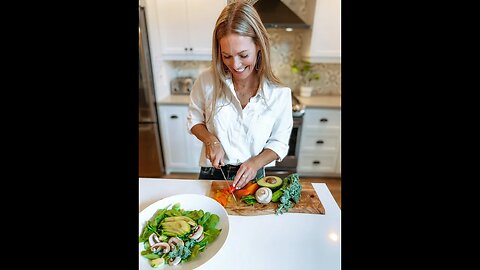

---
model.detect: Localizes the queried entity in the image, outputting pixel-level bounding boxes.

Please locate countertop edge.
[158,95,341,109]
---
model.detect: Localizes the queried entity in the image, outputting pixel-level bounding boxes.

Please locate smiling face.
[219,33,259,81]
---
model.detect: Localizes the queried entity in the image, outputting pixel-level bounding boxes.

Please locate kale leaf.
[275,173,302,215]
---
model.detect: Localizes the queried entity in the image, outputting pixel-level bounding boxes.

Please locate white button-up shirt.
[187,67,293,167]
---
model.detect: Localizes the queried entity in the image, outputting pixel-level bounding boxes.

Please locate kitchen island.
[139,178,341,270]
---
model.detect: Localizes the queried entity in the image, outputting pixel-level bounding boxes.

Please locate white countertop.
[158,94,341,109]
[139,178,341,270]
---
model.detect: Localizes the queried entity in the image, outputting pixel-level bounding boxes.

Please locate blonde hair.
[208,0,283,122]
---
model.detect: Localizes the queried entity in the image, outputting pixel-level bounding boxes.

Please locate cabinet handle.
[320,118,328,122]
[313,160,320,165]
[189,48,193,51]
[170,115,178,119]
[316,140,324,144]
[184,48,188,51]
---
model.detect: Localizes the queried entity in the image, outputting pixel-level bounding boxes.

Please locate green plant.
[291,60,320,86]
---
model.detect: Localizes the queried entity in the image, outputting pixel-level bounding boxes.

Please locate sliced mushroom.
[188,225,204,240]
[150,242,170,253]
[168,256,181,266]
[148,233,160,246]
[195,233,205,242]
[168,236,184,250]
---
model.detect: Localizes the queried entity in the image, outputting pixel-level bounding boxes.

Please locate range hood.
[253,0,310,30]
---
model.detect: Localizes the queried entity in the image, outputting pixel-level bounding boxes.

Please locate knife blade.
[220,166,238,205]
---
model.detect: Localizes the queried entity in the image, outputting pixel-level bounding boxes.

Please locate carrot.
[213,183,239,206]
[234,182,260,198]
[214,190,228,206]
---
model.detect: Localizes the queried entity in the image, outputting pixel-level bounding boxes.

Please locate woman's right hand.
[206,141,225,169]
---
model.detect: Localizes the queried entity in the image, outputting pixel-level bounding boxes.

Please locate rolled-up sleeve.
[264,89,293,161]
[187,74,207,134]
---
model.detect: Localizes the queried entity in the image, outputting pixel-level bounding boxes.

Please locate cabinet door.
[305,0,341,63]
[156,0,190,57]
[158,105,202,174]
[186,0,226,57]
[155,0,226,60]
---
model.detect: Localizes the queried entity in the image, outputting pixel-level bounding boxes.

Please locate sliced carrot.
[214,190,228,206]
[234,182,260,198]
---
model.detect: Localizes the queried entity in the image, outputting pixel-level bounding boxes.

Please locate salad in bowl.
[139,194,229,269]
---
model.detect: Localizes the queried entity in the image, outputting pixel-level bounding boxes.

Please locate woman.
[187,0,293,189]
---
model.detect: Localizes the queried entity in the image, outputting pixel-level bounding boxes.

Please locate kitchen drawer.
[299,133,340,152]
[297,153,339,174]
[302,125,340,137]
[303,108,340,130]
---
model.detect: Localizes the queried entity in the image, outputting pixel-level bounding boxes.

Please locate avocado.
[161,220,191,236]
[257,176,283,190]
[149,257,165,268]
[163,216,197,226]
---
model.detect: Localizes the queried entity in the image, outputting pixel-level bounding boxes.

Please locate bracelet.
[206,141,220,147]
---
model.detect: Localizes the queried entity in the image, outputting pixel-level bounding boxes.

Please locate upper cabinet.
[303,0,341,63]
[153,0,226,61]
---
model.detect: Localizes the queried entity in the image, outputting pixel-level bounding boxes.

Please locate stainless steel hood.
[253,0,310,29]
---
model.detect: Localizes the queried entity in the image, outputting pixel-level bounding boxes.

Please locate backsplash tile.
[267,29,341,96]
[166,61,211,81]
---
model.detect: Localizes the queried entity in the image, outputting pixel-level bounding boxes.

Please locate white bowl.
[139,194,230,270]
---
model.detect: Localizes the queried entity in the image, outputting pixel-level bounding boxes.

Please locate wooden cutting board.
[209,181,325,216]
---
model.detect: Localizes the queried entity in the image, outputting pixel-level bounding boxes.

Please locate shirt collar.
[259,80,271,100]
[225,78,236,96]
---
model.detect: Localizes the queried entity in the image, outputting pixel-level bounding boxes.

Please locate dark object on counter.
[170,77,194,95]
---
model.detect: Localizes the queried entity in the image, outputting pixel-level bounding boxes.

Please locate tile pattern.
[268,29,341,96]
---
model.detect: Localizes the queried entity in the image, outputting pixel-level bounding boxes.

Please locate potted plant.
[291,60,320,97]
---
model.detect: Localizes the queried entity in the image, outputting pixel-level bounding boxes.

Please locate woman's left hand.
[232,159,260,189]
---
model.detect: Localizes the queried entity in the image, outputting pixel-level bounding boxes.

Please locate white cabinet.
[298,108,341,177]
[154,0,226,61]
[302,0,341,63]
[158,105,202,174]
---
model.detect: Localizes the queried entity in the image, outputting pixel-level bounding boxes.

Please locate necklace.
[234,83,258,98]
[235,89,254,98]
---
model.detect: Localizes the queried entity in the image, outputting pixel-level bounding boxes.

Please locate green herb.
[291,60,320,86]
[240,195,257,205]
[139,208,168,242]
[275,173,302,215]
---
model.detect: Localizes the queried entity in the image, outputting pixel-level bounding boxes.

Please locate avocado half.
[257,176,283,191]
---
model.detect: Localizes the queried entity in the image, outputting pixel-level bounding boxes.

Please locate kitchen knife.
[220,166,238,205]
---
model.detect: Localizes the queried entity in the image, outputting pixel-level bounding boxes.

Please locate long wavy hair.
[208,0,283,123]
